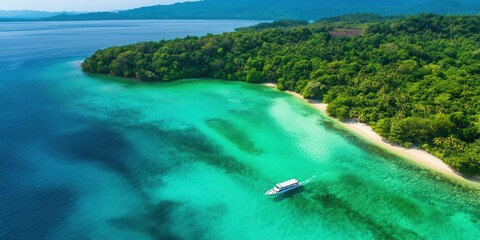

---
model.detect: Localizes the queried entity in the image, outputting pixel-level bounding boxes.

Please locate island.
[82,14,480,176]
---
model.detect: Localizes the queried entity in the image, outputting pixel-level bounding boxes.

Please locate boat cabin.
[275,179,299,190]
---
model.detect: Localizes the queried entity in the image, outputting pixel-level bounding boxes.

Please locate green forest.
[82,14,480,175]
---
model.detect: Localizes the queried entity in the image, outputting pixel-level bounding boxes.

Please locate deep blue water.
[0,20,260,240]
[1,19,480,240]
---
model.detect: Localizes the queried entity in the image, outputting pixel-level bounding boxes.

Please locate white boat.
[264,179,300,195]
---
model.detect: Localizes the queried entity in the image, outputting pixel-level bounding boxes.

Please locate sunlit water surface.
[1,20,479,240]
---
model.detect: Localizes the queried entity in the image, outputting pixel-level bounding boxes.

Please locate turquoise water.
[40,61,480,239]
[1,20,480,239]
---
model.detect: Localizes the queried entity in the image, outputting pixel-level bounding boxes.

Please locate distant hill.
[9,0,480,21]
[117,0,403,19]
[45,12,127,21]
[0,10,77,19]
[408,0,480,14]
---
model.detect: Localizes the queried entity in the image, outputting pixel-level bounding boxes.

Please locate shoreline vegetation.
[262,83,479,183]
[82,14,480,178]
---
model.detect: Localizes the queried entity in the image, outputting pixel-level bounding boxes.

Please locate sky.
[0,0,190,12]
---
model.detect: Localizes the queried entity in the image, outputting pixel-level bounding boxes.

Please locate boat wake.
[300,176,316,186]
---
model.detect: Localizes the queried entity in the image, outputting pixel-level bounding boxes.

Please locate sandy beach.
[261,83,472,181]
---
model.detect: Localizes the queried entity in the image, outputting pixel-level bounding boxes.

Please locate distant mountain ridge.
[407,0,480,14]
[0,10,78,19]
[4,0,480,21]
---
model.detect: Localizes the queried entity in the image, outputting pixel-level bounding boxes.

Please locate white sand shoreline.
[261,83,478,183]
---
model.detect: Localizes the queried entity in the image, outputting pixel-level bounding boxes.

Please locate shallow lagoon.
[1,20,479,239]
